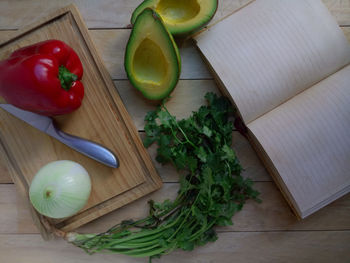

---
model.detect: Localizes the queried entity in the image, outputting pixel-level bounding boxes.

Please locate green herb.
[70,92,260,261]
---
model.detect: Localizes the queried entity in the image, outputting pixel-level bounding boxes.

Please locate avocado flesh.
[125,9,181,100]
[156,0,200,24]
[131,0,218,36]
[133,38,167,85]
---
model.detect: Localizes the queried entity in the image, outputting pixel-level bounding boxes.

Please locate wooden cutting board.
[0,4,162,237]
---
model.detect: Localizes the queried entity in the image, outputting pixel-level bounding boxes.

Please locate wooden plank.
[90,30,212,80]
[0,145,11,183]
[2,183,349,234]
[0,0,348,30]
[0,130,272,184]
[0,0,140,30]
[115,79,219,130]
[0,185,38,234]
[2,27,349,81]
[142,131,271,183]
[323,0,350,26]
[0,1,348,262]
[0,4,161,233]
[142,231,350,263]
[0,30,15,42]
[343,27,350,41]
[0,30,212,80]
[0,231,349,263]
[0,78,224,183]
[71,183,350,233]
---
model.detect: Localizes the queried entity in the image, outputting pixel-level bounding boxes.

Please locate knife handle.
[47,123,119,168]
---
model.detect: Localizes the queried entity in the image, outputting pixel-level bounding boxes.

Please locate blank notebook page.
[248,65,350,217]
[194,0,350,124]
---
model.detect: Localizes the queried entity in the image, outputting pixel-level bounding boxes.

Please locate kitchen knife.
[0,104,119,168]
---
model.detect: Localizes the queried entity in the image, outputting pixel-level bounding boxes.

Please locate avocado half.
[131,0,218,37]
[125,8,181,100]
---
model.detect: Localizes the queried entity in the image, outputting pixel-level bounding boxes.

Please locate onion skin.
[29,160,91,219]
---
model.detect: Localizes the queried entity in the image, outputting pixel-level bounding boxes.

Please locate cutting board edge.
[0,4,163,237]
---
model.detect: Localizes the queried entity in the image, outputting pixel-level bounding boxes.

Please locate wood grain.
[0,29,212,80]
[343,27,350,40]
[0,0,348,30]
[142,132,271,183]
[0,231,349,263]
[0,130,272,184]
[89,30,212,80]
[323,0,350,25]
[0,1,349,262]
[0,145,11,183]
[2,183,350,234]
[1,27,348,81]
[115,79,219,130]
[0,5,161,233]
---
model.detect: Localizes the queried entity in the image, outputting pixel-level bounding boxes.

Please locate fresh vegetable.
[68,93,260,261]
[131,0,218,37]
[29,160,91,219]
[125,8,181,100]
[0,39,84,116]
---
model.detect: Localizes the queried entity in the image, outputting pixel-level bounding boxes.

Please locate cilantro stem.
[72,93,260,261]
[100,231,164,250]
[112,243,161,254]
[225,161,231,175]
[109,241,159,249]
[188,220,216,242]
[169,126,183,145]
[166,193,200,242]
[110,245,169,257]
[162,105,198,149]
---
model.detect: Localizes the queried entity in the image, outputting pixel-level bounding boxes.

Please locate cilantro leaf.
[76,93,260,262]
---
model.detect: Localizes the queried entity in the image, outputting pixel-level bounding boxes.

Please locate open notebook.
[193,0,350,218]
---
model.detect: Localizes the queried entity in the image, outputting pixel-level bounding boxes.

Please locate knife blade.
[0,104,119,168]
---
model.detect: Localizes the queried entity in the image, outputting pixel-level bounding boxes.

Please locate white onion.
[29,160,91,219]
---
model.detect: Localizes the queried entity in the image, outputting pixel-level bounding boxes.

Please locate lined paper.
[194,0,350,124]
[194,0,350,217]
[248,65,350,217]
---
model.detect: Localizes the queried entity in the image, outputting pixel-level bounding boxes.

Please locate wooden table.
[0,1,349,262]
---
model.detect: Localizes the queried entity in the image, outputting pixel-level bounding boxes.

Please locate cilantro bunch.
[71,93,260,261]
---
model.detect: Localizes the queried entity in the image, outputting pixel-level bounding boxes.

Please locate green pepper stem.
[58,66,77,91]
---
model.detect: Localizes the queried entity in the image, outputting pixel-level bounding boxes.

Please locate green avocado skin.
[130,0,218,37]
[125,8,181,100]
[131,0,154,25]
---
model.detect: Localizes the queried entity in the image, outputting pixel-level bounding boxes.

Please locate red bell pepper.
[0,39,84,116]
